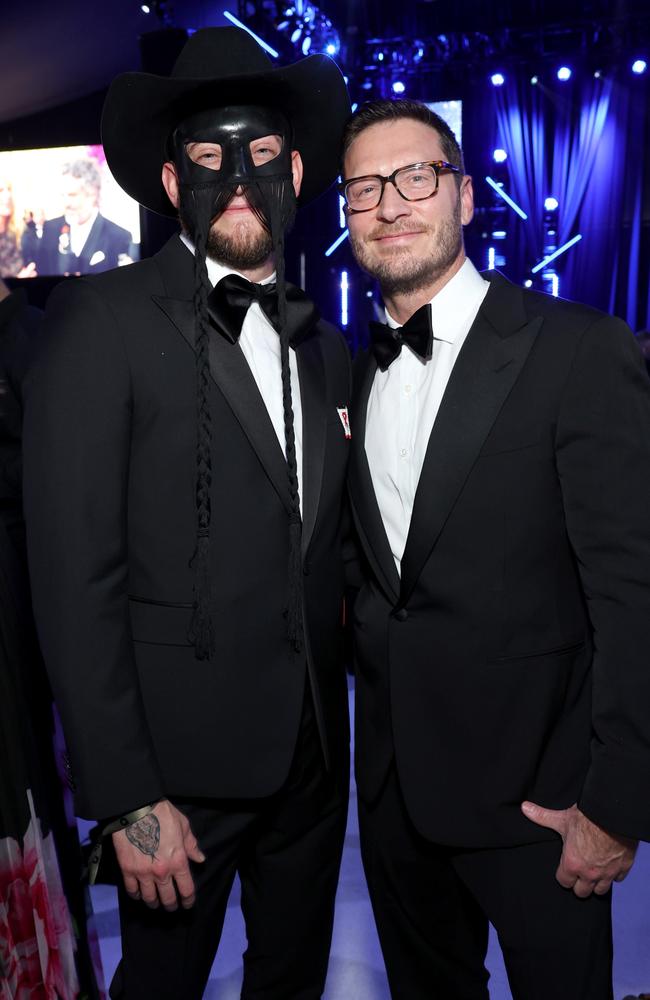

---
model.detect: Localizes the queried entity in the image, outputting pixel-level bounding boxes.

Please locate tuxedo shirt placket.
[365,259,490,576]
[183,234,304,513]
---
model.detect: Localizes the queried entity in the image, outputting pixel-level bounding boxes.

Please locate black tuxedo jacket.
[349,270,650,848]
[23,236,351,819]
[38,213,132,275]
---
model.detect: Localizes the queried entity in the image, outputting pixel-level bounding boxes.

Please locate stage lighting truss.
[264,1,341,57]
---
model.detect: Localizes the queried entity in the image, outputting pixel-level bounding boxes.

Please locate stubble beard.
[349,198,463,297]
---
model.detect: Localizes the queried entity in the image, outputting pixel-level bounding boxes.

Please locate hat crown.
[172,27,273,81]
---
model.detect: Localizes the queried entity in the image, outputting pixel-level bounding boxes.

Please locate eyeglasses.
[338,160,461,214]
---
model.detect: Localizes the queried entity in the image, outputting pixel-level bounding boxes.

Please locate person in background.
[38,159,132,275]
[0,276,103,998]
[0,178,35,279]
[343,98,650,1000]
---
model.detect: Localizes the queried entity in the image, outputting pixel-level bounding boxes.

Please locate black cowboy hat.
[101,26,350,216]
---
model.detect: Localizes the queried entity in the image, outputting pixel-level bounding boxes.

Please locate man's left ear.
[460,174,474,226]
[291,151,304,199]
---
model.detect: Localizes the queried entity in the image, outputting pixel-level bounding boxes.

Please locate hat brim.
[101,54,350,217]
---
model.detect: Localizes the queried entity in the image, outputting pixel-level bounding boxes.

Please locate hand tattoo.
[125,813,160,860]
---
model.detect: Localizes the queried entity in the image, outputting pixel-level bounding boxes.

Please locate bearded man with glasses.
[342,98,650,1000]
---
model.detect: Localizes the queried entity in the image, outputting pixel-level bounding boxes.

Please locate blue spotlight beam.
[222,10,279,58]
[485,176,528,220]
[325,229,349,257]
[531,234,582,274]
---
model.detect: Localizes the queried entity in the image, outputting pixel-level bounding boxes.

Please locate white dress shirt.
[67,209,98,257]
[180,234,303,512]
[365,258,489,575]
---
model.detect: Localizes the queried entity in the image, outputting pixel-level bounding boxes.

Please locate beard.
[205,219,273,270]
[178,176,296,272]
[349,198,463,296]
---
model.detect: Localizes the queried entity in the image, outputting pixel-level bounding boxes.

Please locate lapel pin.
[337,406,351,440]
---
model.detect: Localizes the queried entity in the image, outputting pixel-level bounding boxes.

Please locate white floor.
[85,686,650,999]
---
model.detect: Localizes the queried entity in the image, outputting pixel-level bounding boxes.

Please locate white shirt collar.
[179,233,276,288]
[384,258,488,345]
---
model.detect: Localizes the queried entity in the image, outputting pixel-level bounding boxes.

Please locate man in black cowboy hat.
[23,27,352,999]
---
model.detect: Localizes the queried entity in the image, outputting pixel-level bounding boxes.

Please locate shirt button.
[404,384,412,394]
[400,448,407,457]
[393,608,409,621]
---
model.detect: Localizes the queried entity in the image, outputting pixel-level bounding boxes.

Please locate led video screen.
[0,144,141,278]
[424,100,462,148]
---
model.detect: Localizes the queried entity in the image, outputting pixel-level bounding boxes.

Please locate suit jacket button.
[394,608,408,621]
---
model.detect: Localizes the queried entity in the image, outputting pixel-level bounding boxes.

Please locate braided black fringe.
[187,204,215,660]
[269,200,303,652]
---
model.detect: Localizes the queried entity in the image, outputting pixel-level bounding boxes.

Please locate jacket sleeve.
[555,313,650,840]
[23,277,165,819]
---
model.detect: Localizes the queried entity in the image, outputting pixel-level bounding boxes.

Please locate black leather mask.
[171,104,297,245]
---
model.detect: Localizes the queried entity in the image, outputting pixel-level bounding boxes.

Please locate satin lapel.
[399,292,542,606]
[296,332,326,556]
[348,350,401,603]
[152,294,292,517]
[78,215,104,269]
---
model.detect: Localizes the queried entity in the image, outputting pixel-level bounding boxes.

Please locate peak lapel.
[348,350,401,603]
[78,214,104,269]
[153,294,292,517]
[399,275,542,605]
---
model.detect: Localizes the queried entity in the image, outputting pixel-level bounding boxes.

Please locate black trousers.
[109,690,348,1000]
[359,764,613,1000]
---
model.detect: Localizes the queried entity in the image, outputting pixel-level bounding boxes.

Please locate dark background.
[2,0,649,346]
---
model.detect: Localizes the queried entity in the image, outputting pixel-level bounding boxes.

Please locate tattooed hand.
[125,813,160,860]
[112,799,205,911]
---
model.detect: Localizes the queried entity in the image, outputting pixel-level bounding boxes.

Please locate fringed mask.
[171,104,297,258]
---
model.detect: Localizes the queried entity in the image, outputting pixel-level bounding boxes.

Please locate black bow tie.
[207,273,319,346]
[369,302,434,371]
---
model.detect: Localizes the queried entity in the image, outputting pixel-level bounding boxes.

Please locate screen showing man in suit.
[342,98,650,1000]
[23,27,353,1000]
[0,144,140,277]
[39,158,133,275]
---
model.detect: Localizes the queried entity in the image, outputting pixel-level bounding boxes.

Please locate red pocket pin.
[337,406,351,440]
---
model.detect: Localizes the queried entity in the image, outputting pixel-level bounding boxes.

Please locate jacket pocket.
[493,639,586,663]
[128,596,194,647]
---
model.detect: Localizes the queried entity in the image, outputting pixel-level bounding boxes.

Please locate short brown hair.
[341,98,465,180]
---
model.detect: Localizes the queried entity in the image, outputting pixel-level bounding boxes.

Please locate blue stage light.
[632,59,647,75]
[544,196,559,211]
[302,37,312,54]
[141,4,151,12]
[531,234,582,274]
[340,271,349,327]
[491,72,505,87]
[485,176,528,220]
[223,11,280,58]
[392,80,406,94]
[557,66,572,81]
[493,148,508,163]
[325,229,349,258]
[377,51,385,62]
[272,4,340,58]
[524,279,533,288]
[530,75,539,85]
